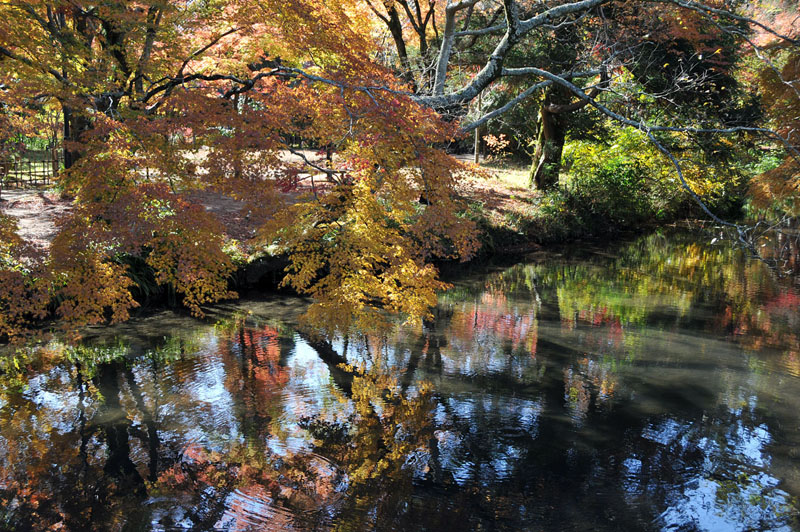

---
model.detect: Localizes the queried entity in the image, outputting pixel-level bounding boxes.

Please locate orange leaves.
[759,52,800,146]
[0,215,49,341]
[237,62,481,332]
[263,148,478,333]
[142,196,237,317]
[0,0,483,334]
[50,246,140,327]
[750,159,800,214]
[0,213,23,254]
[751,51,800,214]
[48,183,237,324]
[611,0,736,68]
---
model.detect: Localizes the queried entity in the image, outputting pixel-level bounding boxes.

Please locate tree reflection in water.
[0,229,799,530]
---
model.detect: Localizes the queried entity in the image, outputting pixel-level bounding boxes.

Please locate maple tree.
[0,0,796,336]
[0,0,480,338]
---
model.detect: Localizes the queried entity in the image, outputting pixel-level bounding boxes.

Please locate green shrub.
[567,159,650,226]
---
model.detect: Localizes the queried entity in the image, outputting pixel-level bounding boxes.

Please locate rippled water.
[1,230,799,531]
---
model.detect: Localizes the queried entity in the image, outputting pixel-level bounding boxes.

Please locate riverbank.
[0,154,537,250]
[0,154,725,330]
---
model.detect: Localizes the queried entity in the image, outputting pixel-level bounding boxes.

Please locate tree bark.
[62,106,91,169]
[529,68,606,191]
[530,106,565,191]
[474,91,483,163]
[384,4,416,89]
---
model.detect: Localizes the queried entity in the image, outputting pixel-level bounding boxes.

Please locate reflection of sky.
[175,351,240,446]
[442,336,533,379]
[489,444,522,481]
[216,488,295,532]
[642,418,683,446]
[435,394,542,486]
[640,416,792,532]
[623,457,643,494]
[659,475,792,532]
[267,335,350,456]
[24,368,83,434]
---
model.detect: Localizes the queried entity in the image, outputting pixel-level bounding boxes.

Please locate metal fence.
[0,149,63,188]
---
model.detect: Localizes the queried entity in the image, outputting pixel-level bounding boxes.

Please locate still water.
[1,230,799,531]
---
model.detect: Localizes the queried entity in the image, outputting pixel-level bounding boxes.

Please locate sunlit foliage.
[0,0,479,335]
[750,51,800,216]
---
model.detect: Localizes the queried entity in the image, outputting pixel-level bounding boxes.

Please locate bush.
[567,159,650,226]
[464,125,751,250]
[523,157,653,243]
[563,126,746,224]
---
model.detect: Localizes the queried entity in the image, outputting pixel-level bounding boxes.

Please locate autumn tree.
[0,0,480,338]
[751,49,800,217]
[0,0,797,337]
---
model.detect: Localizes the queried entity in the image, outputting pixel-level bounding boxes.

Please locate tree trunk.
[385,6,416,89]
[529,106,565,191]
[62,106,91,170]
[474,126,481,163]
[474,91,483,163]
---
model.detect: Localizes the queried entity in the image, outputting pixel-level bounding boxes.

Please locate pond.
[1,230,799,531]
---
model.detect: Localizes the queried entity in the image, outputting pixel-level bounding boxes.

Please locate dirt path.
[0,190,71,248]
[0,155,537,250]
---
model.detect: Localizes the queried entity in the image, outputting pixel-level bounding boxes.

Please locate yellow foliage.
[263,141,479,333]
[336,359,433,487]
[0,0,481,334]
[0,215,48,341]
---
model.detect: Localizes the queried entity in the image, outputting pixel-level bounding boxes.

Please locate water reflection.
[1,230,799,530]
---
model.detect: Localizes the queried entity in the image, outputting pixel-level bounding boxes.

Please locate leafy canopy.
[0,0,479,339]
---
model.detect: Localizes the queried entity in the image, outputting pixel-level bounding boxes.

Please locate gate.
[0,148,63,189]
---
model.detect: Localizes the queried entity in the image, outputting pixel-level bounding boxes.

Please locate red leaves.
[0,0,483,333]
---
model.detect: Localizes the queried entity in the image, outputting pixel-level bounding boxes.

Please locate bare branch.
[455,23,506,37]
[432,0,481,95]
[461,80,552,132]
[285,146,345,182]
[364,0,390,24]
[520,67,800,160]
[660,0,800,46]
[176,27,240,78]
[429,0,611,105]
[461,69,604,132]
[517,0,610,34]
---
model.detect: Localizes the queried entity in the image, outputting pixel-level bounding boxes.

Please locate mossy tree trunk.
[529,105,566,191]
[529,70,608,191]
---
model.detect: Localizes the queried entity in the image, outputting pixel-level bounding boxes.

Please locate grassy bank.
[456,155,745,259]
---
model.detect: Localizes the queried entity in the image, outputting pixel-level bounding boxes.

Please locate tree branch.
[134,6,164,95]
[461,69,603,132]
[0,45,72,86]
[432,0,481,95]
[428,0,611,106]
[175,27,240,78]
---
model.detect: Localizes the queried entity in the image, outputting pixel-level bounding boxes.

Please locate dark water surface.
[2,231,800,531]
